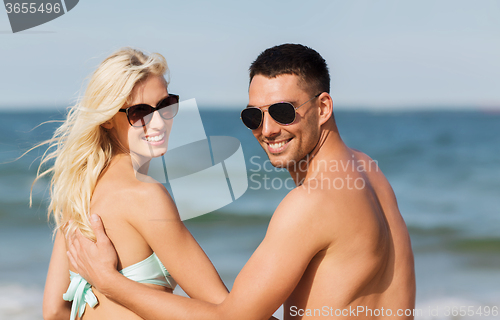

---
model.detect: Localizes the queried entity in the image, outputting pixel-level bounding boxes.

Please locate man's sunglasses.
[119,94,179,127]
[240,93,321,130]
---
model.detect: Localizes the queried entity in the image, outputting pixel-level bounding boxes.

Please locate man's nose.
[261,110,281,137]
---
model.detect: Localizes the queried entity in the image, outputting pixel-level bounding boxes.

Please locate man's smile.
[265,138,293,154]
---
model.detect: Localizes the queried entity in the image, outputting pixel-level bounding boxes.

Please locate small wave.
[408,225,461,237]
[451,238,500,253]
[0,284,43,320]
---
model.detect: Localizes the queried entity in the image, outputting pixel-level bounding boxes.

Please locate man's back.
[281,148,415,319]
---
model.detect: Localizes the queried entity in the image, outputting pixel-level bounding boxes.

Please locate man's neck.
[288,126,346,186]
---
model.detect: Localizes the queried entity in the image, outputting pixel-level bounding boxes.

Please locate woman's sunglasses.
[119,94,179,127]
[240,93,321,130]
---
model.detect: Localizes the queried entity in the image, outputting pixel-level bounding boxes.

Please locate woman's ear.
[318,93,333,126]
[101,120,114,130]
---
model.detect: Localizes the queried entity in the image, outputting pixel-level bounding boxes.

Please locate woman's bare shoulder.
[93,176,177,220]
[118,180,179,221]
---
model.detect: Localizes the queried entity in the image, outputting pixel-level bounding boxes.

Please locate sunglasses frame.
[241,92,321,130]
[119,94,180,127]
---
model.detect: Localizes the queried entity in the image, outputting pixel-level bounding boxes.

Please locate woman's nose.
[147,110,166,130]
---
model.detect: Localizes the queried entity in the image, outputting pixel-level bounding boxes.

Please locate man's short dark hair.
[249,43,330,94]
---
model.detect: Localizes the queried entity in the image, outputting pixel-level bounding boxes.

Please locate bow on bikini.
[63,271,98,320]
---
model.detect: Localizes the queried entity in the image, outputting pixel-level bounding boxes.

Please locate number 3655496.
[5,2,61,14]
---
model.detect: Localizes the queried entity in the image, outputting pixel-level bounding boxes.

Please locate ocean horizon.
[0,109,499,319]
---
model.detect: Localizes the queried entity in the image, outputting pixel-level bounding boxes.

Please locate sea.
[0,108,499,319]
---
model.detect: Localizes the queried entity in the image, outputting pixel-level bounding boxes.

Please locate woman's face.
[109,75,173,162]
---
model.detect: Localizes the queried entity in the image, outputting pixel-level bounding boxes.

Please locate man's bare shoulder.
[267,186,345,249]
[350,148,398,201]
[274,185,332,217]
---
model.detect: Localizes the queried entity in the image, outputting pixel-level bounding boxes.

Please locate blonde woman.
[37,48,228,320]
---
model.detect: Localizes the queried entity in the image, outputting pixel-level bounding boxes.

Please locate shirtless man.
[68,43,416,319]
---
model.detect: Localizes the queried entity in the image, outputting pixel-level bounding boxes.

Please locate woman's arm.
[69,186,326,320]
[126,183,229,303]
[43,230,72,320]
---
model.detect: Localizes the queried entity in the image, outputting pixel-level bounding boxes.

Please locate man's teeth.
[269,141,287,149]
[145,133,165,142]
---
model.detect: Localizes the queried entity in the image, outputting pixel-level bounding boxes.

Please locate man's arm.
[68,188,330,320]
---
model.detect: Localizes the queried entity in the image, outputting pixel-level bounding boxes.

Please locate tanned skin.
[68,74,415,319]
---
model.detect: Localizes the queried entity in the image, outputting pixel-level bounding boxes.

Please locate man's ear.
[317,93,333,126]
[101,120,114,130]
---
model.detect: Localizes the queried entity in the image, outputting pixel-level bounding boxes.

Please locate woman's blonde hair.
[33,47,169,241]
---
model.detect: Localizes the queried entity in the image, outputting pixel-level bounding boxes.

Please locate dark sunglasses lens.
[241,108,262,130]
[128,104,154,126]
[157,96,179,120]
[269,103,295,125]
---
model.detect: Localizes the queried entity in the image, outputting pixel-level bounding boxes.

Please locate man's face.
[248,74,320,169]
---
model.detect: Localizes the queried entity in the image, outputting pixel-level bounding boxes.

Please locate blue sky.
[1,0,499,110]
